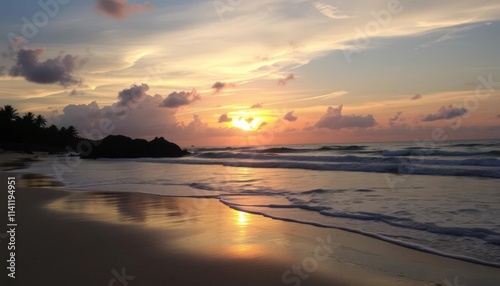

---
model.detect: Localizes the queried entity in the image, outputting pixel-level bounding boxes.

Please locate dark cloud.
[411,94,422,100]
[315,105,377,129]
[218,113,232,123]
[52,85,250,146]
[422,105,468,122]
[9,48,87,86]
[68,89,85,96]
[245,117,254,124]
[389,111,404,127]
[258,122,268,130]
[497,114,500,119]
[0,66,5,76]
[95,0,154,19]
[61,101,102,121]
[117,84,150,106]
[283,111,298,122]
[251,103,263,109]
[211,81,235,94]
[278,73,295,86]
[159,90,200,108]
[54,93,179,140]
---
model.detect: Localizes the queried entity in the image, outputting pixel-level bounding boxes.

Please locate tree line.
[0,105,79,152]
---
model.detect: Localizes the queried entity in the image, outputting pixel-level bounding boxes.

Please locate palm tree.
[59,126,78,138]
[66,126,79,138]
[0,105,19,123]
[35,114,47,128]
[22,112,36,124]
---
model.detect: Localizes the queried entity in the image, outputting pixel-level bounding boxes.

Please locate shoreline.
[1,153,500,285]
[223,201,500,269]
[1,179,499,285]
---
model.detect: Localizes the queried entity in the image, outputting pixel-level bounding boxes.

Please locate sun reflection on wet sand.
[236,211,249,226]
[46,191,290,261]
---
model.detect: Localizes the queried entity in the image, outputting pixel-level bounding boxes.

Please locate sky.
[1,0,500,146]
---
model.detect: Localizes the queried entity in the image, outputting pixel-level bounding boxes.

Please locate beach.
[1,152,500,285]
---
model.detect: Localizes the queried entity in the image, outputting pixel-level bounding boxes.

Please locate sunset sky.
[1,0,500,146]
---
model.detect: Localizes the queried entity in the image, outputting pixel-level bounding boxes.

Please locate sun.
[232,117,261,131]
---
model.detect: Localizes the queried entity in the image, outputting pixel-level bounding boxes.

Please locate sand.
[0,154,499,285]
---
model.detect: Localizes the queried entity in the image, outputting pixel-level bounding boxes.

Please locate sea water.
[17,140,500,266]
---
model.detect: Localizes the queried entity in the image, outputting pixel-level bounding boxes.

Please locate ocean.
[16,139,500,267]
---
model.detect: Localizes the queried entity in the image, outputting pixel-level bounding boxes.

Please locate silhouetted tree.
[65,126,78,138]
[0,105,19,124]
[35,115,47,128]
[0,105,80,152]
[21,112,36,125]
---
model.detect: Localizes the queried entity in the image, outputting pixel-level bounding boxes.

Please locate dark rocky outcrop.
[81,135,190,159]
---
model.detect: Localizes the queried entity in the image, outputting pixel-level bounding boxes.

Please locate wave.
[257,145,367,153]
[318,210,500,243]
[219,199,500,268]
[258,147,305,153]
[193,146,253,152]
[130,157,500,179]
[299,188,374,195]
[382,149,500,157]
[222,197,498,244]
[446,142,500,148]
[193,151,500,168]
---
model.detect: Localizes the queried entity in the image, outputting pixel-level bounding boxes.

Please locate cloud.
[315,105,377,129]
[422,105,468,122]
[95,0,154,19]
[218,113,232,123]
[160,90,200,108]
[54,92,179,140]
[245,117,254,124]
[50,84,264,145]
[497,114,500,119]
[68,89,85,96]
[313,2,349,20]
[117,84,150,106]
[420,22,490,48]
[389,111,404,127]
[211,81,234,94]
[283,111,298,122]
[0,66,5,76]
[9,48,87,86]
[411,94,423,100]
[278,73,295,86]
[258,122,268,130]
[251,103,263,109]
